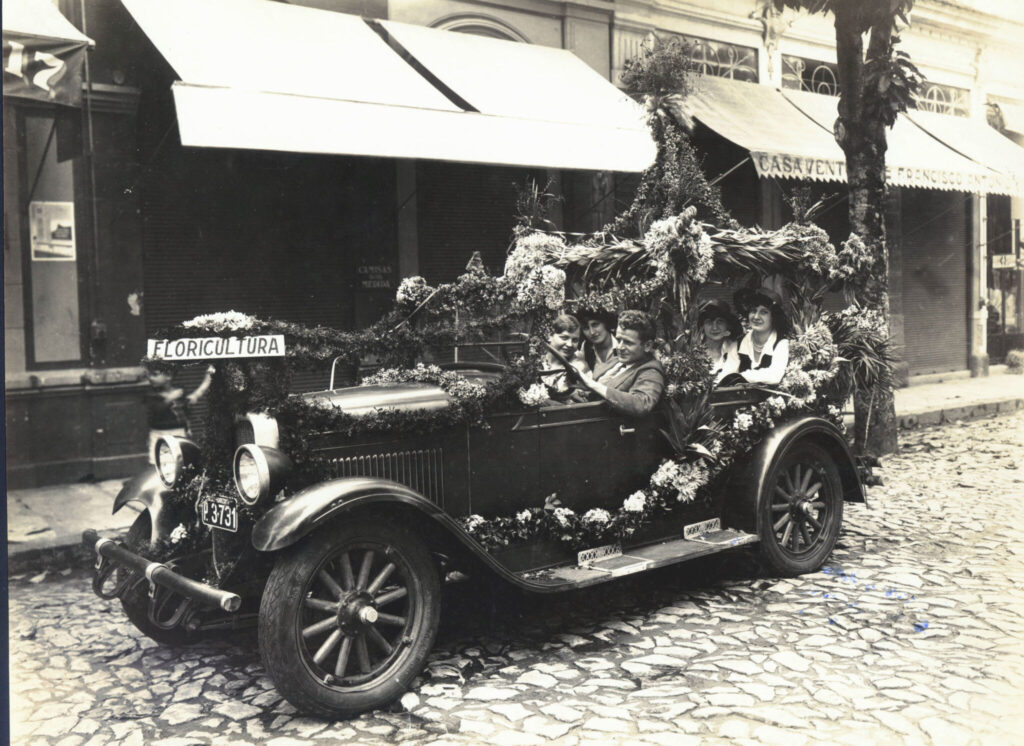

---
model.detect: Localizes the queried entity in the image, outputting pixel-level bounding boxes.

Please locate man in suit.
[575,310,665,417]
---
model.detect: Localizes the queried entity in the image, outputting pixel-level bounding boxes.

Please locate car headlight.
[233,444,292,506]
[153,435,201,488]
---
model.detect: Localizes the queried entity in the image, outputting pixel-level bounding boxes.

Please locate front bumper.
[82,529,241,613]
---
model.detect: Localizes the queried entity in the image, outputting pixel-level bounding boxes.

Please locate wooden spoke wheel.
[259,519,440,719]
[758,442,843,576]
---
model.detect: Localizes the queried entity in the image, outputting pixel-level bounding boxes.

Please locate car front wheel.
[757,442,843,576]
[258,518,441,719]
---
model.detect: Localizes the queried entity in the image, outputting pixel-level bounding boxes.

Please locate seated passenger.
[576,310,665,417]
[541,314,587,401]
[728,287,791,386]
[577,308,618,379]
[698,300,742,384]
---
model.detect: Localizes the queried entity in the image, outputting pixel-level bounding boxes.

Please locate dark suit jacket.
[601,356,666,417]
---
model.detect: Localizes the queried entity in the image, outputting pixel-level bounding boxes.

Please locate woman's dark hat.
[734,287,791,336]
[698,300,743,340]
[734,287,783,314]
[576,307,617,331]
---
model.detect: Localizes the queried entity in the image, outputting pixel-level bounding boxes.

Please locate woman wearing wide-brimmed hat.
[697,300,743,384]
[730,286,791,385]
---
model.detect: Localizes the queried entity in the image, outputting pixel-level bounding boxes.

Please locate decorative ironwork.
[686,35,758,82]
[782,55,839,96]
[913,82,970,118]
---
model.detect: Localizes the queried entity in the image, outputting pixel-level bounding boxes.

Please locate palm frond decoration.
[540,222,826,292]
[659,383,721,460]
[824,308,898,398]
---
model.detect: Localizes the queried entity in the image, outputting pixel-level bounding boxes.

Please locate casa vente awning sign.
[147,335,286,361]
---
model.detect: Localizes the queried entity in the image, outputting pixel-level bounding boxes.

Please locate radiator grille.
[326,449,444,504]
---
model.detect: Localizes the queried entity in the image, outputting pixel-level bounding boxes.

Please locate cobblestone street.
[9,413,1024,746]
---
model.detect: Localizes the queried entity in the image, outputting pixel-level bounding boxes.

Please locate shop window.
[912,82,970,118]
[22,112,82,366]
[687,36,758,82]
[781,55,839,96]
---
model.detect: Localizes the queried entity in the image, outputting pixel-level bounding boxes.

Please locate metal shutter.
[900,189,969,375]
[141,151,395,393]
[416,161,539,283]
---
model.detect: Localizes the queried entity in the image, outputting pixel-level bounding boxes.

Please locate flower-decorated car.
[84,214,887,720]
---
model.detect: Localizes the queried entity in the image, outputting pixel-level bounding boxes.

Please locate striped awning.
[121,0,655,172]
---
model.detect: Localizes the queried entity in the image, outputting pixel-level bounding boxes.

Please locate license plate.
[199,498,239,532]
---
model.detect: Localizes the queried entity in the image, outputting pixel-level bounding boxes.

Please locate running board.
[517,529,758,590]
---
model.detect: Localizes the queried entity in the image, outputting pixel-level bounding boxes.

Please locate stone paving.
[9,413,1024,745]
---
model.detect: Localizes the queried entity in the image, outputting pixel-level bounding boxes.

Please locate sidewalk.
[8,370,1024,571]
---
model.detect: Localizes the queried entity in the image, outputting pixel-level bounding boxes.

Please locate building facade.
[5,0,1024,487]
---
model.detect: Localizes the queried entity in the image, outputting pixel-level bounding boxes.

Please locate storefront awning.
[783,87,1016,196]
[120,0,655,172]
[684,76,1018,195]
[683,76,847,182]
[2,0,94,106]
[905,108,1024,196]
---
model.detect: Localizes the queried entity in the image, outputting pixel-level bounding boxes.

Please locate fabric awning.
[684,76,1018,195]
[121,0,655,172]
[683,75,847,183]
[783,87,1013,196]
[905,108,1024,196]
[2,0,94,106]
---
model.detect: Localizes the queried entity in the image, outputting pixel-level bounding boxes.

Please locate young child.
[540,314,588,402]
[146,365,215,462]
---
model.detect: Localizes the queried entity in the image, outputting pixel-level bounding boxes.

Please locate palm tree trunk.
[834,7,899,456]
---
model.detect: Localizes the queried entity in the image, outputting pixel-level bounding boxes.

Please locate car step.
[517,530,758,590]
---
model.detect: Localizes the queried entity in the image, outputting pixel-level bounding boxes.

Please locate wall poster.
[29,200,76,261]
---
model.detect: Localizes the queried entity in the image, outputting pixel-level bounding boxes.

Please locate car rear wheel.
[757,442,843,576]
[259,518,441,719]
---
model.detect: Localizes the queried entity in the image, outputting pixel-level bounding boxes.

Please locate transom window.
[782,55,839,96]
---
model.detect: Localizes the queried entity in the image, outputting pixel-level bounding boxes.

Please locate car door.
[465,406,540,517]
[536,400,667,515]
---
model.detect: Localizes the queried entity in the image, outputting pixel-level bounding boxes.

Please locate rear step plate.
[518,530,758,589]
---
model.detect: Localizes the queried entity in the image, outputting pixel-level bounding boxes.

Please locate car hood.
[302,383,452,415]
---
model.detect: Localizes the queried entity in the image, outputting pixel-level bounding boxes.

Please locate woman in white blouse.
[732,287,791,386]
[698,300,742,384]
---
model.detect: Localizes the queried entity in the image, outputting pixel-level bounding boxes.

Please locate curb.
[8,526,130,576]
[897,397,1024,430]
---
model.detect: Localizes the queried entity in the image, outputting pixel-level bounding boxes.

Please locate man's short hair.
[617,310,656,343]
[551,313,581,334]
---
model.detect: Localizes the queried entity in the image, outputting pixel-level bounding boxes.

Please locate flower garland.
[458,320,847,550]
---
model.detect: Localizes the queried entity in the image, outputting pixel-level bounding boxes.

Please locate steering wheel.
[542,341,584,385]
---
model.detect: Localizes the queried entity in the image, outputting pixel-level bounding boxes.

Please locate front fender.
[112,469,182,543]
[722,417,864,535]
[252,477,453,552]
[251,477,592,592]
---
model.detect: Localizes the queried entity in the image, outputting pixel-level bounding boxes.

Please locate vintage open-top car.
[86,349,867,719]
[85,201,889,718]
